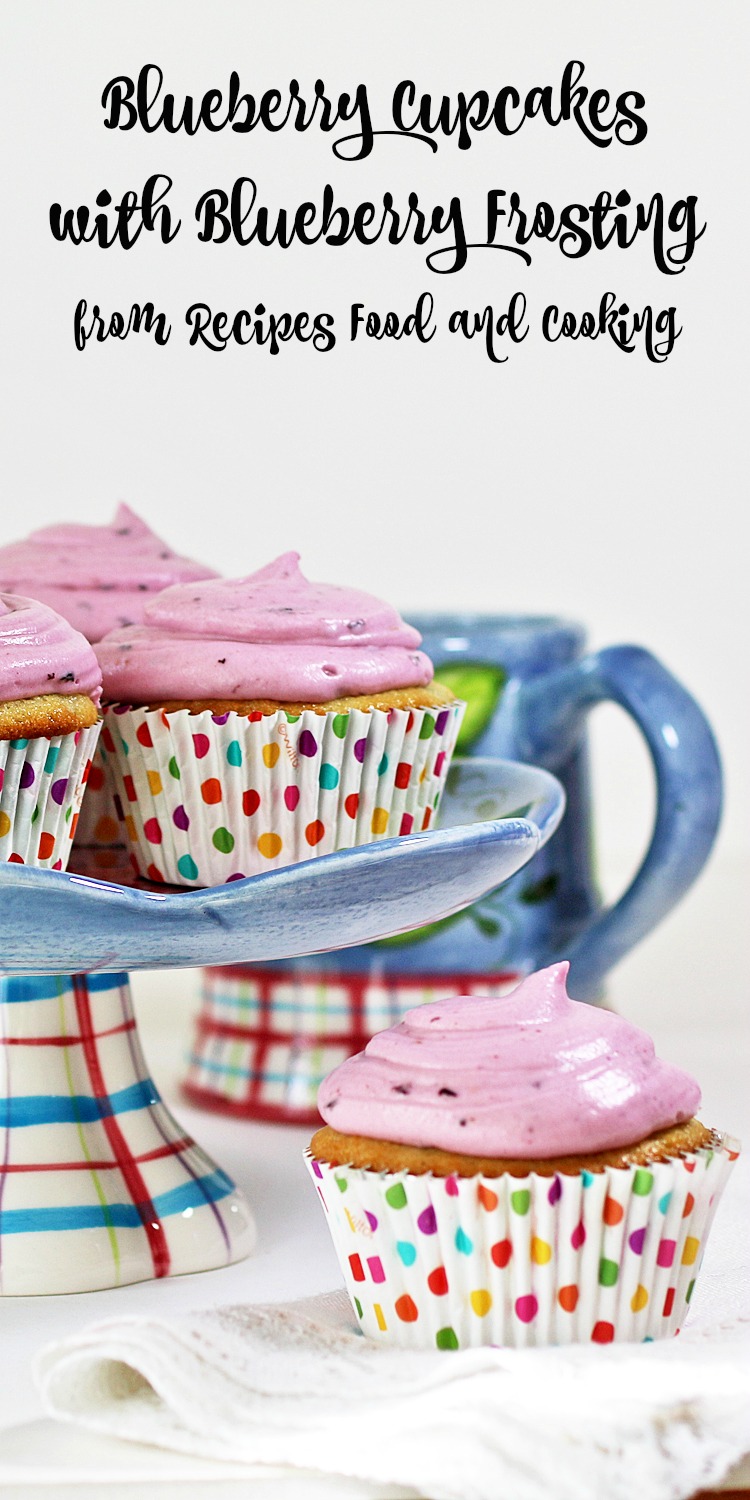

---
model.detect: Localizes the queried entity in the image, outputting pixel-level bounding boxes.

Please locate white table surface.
[0,851,748,1496]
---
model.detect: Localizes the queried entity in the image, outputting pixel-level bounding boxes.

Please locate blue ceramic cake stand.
[0,757,563,1295]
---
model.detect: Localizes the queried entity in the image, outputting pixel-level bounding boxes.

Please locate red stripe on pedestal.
[72,975,171,1278]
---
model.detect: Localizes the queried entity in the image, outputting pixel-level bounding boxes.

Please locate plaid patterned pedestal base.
[0,971,255,1294]
[184,966,522,1125]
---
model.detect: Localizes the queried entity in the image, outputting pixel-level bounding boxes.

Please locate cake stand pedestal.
[0,970,252,1294]
[0,757,563,1295]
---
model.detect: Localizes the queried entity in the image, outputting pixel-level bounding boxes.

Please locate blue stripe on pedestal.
[0,1169,236,1233]
[0,973,128,1002]
[2,1078,159,1126]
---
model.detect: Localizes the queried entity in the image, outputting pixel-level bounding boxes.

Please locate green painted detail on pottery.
[432,664,506,751]
[374,908,467,949]
[519,873,560,905]
[472,912,502,937]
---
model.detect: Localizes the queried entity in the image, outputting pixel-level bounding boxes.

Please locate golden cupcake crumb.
[141,682,457,716]
[309,1118,716,1178]
[0,693,100,741]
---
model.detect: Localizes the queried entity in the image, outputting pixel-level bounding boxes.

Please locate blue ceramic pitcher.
[322,618,722,999]
[186,619,721,1122]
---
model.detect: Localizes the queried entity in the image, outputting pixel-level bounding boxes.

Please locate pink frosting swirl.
[0,593,102,704]
[318,964,701,1157]
[96,553,434,703]
[0,505,216,643]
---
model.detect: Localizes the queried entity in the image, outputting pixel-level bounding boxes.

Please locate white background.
[0,1,747,883]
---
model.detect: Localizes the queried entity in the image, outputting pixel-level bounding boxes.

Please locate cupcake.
[0,503,217,643]
[0,504,218,863]
[95,553,464,886]
[0,593,102,868]
[307,963,739,1349]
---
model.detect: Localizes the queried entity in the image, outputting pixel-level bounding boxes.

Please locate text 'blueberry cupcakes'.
[307,963,739,1349]
[96,553,464,886]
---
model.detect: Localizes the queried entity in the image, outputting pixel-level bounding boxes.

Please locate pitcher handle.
[516,645,722,999]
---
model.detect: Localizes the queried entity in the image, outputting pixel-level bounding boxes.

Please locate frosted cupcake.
[0,505,217,862]
[95,553,463,886]
[0,503,217,643]
[0,594,102,868]
[307,963,739,1349]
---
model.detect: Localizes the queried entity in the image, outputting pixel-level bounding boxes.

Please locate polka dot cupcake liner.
[306,1134,739,1350]
[100,699,464,887]
[0,721,102,871]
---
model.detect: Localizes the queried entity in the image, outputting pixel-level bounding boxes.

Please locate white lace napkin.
[36,1289,750,1500]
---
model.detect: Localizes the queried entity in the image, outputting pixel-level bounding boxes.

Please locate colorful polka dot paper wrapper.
[0,722,101,871]
[100,700,464,887]
[306,1136,739,1349]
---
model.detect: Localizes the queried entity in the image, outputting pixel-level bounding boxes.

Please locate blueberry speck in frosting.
[392,1083,411,1094]
[137,584,148,591]
[47,672,55,680]
[438,1087,458,1097]
[347,619,365,632]
[115,527,131,535]
[218,658,226,664]
[58,671,75,682]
